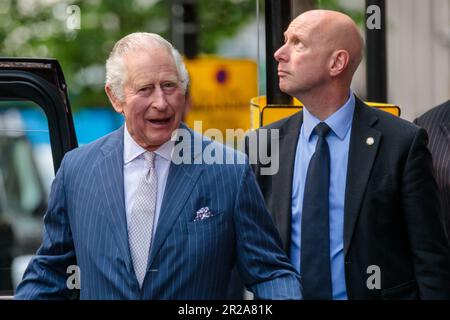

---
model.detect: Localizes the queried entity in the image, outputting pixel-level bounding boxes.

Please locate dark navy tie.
[301,122,332,300]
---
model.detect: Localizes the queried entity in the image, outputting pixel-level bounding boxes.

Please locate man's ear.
[329,50,350,77]
[105,84,124,114]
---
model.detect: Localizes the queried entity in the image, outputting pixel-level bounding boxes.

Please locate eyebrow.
[135,76,178,86]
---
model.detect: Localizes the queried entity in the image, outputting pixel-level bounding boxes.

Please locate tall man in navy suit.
[248,10,450,299]
[15,33,301,299]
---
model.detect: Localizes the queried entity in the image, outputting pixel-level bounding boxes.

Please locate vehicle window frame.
[0,59,78,173]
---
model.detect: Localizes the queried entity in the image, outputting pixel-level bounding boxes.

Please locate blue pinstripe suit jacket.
[15,125,301,299]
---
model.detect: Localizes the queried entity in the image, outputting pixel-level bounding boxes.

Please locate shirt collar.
[123,123,174,164]
[303,90,355,141]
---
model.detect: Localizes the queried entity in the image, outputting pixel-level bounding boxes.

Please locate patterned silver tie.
[128,151,157,287]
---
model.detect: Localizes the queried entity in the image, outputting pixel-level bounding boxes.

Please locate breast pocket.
[186,211,227,235]
[365,174,399,225]
[367,174,394,194]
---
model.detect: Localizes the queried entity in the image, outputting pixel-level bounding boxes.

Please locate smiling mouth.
[148,117,172,125]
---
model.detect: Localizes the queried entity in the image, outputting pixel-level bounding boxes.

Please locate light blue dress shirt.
[290,92,355,300]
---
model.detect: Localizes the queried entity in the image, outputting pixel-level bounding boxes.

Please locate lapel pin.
[366,137,375,146]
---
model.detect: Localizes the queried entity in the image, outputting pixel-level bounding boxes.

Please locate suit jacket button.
[345,261,352,265]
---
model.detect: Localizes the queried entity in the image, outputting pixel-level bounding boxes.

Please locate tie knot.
[144,151,156,168]
[314,122,331,138]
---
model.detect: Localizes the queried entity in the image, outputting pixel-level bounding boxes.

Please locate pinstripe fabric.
[14,124,301,300]
[414,100,450,240]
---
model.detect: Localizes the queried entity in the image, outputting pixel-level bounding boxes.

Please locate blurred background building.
[333,0,450,121]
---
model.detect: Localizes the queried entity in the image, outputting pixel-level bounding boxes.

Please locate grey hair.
[105,32,189,101]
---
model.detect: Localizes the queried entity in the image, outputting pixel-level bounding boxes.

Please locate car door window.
[0,59,77,297]
[0,101,52,294]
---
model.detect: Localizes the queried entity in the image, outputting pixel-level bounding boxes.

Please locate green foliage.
[0,0,171,109]
[315,0,365,24]
[198,0,256,53]
[0,0,260,109]
[0,0,361,109]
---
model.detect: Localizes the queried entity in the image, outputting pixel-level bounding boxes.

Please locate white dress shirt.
[123,124,173,241]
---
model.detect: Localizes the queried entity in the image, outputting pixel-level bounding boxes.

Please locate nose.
[274,43,288,63]
[151,86,169,111]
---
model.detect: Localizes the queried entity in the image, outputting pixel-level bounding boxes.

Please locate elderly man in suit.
[247,10,450,299]
[414,100,450,241]
[15,32,301,299]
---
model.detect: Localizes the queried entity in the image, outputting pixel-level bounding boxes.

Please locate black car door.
[0,58,78,297]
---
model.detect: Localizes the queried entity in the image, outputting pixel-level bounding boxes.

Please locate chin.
[279,86,292,96]
[278,81,289,93]
[151,133,172,145]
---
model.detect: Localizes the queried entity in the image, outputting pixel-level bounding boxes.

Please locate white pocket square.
[194,207,212,221]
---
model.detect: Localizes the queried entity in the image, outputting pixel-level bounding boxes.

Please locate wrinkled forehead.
[285,16,319,38]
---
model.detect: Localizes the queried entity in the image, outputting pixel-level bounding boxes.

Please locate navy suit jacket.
[15,125,301,299]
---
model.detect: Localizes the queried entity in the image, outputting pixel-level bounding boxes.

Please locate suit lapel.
[147,126,204,269]
[95,126,134,273]
[344,98,381,256]
[272,111,303,253]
